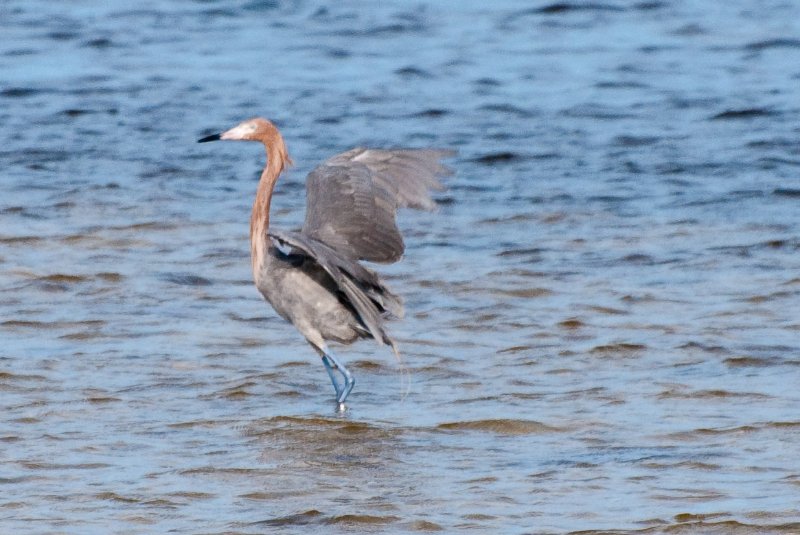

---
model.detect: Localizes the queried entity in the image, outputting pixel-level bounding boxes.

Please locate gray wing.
[303,148,455,263]
[269,229,404,347]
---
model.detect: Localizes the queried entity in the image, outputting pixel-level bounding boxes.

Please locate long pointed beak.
[197,133,221,143]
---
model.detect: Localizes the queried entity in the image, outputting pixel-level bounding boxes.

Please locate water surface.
[2,1,800,533]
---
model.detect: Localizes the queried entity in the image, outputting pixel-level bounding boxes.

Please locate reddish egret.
[198,118,453,410]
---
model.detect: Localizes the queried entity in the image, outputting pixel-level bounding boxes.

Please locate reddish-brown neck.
[249,122,292,277]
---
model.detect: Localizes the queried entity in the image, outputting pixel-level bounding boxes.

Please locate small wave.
[526,3,625,15]
[710,108,777,120]
[247,415,389,436]
[590,342,646,353]
[0,235,42,245]
[1,319,105,330]
[411,108,449,118]
[160,272,213,286]
[561,103,637,119]
[492,287,553,298]
[0,87,41,98]
[254,509,400,527]
[774,187,800,198]
[0,371,47,382]
[745,38,800,51]
[586,306,628,315]
[497,344,533,354]
[214,383,256,400]
[95,492,140,504]
[328,514,400,526]
[471,152,522,165]
[642,460,721,471]
[478,103,538,118]
[613,135,660,147]
[395,66,433,79]
[670,518,800,534]
[96,272,123,282]
[21,461,111,470]
[723,356,780,368]
[437,419,561,435]
[252,509,323,527]
[496,247,546,257]
[619,253,656,265]
[657,389,770,400]
[36,274,88,283]
[82,38,115,49]
[408,519,444,531]
[558,318,585,329]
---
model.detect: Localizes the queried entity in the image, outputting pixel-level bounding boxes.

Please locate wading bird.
[198,118,453,411]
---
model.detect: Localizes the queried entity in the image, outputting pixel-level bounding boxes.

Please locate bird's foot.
[336,401,347,413]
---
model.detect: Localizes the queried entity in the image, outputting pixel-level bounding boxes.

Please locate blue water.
[2,1,800,533]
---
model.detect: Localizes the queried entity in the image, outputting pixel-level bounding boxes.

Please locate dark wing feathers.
[276,147,453,347]
[303,148,455,263]
[269,229,404,345]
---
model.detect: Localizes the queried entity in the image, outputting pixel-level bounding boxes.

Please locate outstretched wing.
[302,148,455,263]
[269,229,404,347]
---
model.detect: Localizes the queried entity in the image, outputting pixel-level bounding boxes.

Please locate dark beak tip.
[198,133,221,143]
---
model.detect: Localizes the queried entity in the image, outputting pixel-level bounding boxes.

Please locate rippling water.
[2,1,800,533]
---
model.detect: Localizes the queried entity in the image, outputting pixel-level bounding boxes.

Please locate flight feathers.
[302,148,454,263]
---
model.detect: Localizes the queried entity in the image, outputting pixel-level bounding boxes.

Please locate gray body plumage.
[260,148,454,353]
[255,242,368,349]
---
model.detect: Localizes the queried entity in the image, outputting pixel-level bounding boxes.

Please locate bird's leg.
[322,347,355,411]
[320,353,343,399]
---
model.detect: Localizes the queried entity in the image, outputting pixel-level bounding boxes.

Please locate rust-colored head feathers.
[197,117,294,275]
[199,117,292,171]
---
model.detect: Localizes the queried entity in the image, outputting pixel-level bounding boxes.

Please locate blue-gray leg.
[320,345,355,411]
[321,353,342,399]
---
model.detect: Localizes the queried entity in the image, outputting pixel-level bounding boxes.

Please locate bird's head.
[198,117,292,170]
[198,117,274,143]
